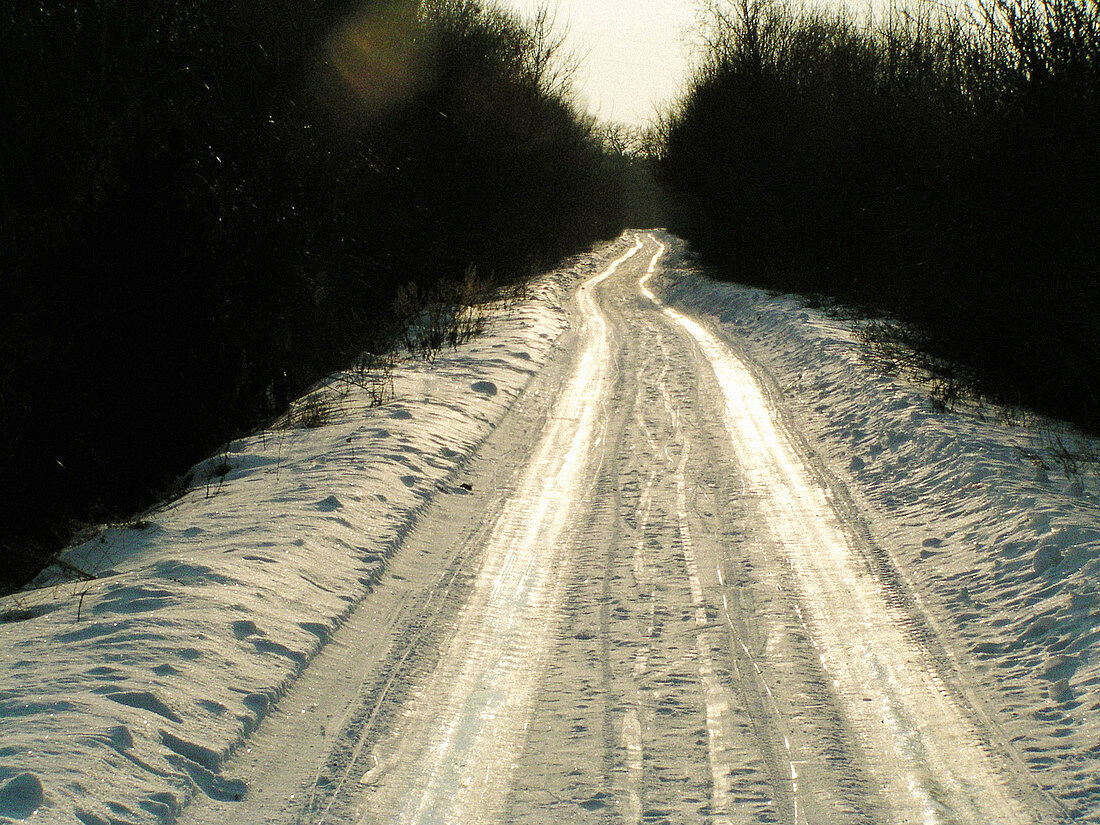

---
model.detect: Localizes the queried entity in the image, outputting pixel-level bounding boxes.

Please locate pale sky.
[490,0,704,127]
[489,0,917,126]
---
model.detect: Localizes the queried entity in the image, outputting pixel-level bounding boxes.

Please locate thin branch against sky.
[488,0,704,126]
[488,0,948,126]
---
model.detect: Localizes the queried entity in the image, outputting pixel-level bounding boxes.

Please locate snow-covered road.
[183,232,1064,825]
[4,233,1097,824]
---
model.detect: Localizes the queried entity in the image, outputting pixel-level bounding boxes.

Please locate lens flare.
[329,1,427,114]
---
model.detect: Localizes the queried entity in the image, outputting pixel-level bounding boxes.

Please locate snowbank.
[0,238,629,825]
[3,230,1097,822]
[654,237,1100,821]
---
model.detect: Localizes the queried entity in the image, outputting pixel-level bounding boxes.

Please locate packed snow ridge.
[2,233,1099,823]
[0,249,586,825]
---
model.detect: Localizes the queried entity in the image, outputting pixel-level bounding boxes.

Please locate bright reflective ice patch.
[359,239,644,825]
[640,233,1036,825]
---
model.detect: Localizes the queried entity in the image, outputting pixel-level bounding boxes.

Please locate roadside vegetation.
[0,0,632,591]
[656,0,1100,433]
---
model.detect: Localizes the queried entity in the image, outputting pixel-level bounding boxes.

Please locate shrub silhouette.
[658,0,1100,432]
[0,0,626,589]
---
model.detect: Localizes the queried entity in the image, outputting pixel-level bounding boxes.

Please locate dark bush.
[658,0,1100,431]
[0,0,626,590]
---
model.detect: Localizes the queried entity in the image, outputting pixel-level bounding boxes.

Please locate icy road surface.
[178,233,1063,825]
[6,232,1094,825]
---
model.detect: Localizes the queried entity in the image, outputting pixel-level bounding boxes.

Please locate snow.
[653,240,1100,821]
[2,230,1099,822]
[0,240,628,825]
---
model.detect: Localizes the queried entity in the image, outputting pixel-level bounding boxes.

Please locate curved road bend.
[179,232,1064,825]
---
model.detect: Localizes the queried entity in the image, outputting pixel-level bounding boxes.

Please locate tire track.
[641,232,1047,825]
[351,239,643,825]
[643,235,806,825]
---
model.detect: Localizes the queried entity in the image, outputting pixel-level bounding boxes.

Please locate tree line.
[11,0,1096,590]
[656,0,1100,432]
[0,0,632,589]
